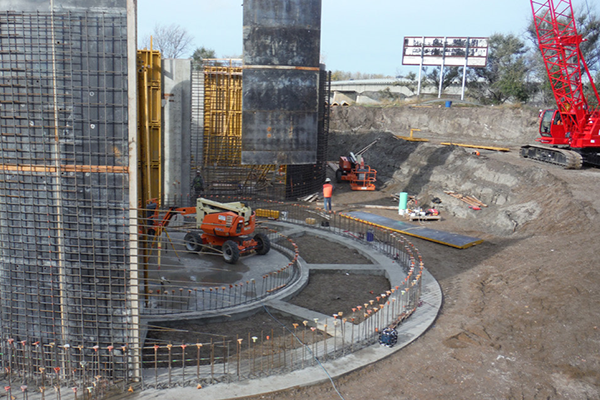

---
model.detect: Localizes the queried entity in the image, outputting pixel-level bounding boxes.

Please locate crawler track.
[520,144,583,169]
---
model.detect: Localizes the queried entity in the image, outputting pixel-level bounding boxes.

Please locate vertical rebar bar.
[153,345,158,389]
[181,344,186,385]
[236,336,241,380]
[196,343,202,385]
[167,344,172,387]
[209,341,214,384]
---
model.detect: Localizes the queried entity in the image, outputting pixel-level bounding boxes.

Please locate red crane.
[521,0,600,168]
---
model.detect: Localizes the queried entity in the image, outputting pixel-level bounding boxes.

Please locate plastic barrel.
[399,192,408,214]
[445,100,452,108]
[366,230,374,242]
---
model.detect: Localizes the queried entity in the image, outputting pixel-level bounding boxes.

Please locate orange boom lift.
[146,198,270,264]
[336,138,379,190]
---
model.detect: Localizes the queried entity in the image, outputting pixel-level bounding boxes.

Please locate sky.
[137,0,599,77]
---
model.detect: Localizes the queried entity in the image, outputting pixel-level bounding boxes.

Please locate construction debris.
[408,214,441,221]
[300,193,319,202]
[391,193,418,209]
[440,143,510,152]
[407,207,441,221]
[394,128,429,142]
[444,191,488,208]
[362,205,398,210]
[327,161,339,171]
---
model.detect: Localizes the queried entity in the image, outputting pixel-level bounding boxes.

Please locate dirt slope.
[243,107,600,399]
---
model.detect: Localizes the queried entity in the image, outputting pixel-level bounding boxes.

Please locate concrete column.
[162,59,192,204]
[126,0,140,380]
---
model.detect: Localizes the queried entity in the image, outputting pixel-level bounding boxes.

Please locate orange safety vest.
[323,183,333,198]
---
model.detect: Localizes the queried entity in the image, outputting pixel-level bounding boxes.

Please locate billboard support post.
[437,37,447,99]
[461,37,470,100]
[417,36,424,97]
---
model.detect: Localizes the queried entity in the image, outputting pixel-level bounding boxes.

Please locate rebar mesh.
[0,194,426,398]
[0,9,134,379]
[190,60,330,203]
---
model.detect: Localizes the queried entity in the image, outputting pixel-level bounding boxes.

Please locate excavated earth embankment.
[328,130,598,238]
[245,105,600,400]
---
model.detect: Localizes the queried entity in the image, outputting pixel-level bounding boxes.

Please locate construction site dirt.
[237,107,600,399]
[151,106,600,399]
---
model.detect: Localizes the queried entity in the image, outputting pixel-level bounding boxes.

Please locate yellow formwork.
[203,61,243,166]
[137,49,162,206]
[255,209,280,219]
[202,60,279,189]
[137,48,162,297]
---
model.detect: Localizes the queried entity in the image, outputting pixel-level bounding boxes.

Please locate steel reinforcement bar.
[0,198,424,398]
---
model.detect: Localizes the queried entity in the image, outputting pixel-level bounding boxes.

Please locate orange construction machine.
[146,198,270,264]
[336,139,378,191]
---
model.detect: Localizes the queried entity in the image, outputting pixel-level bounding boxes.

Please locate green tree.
[424,66,462,92]
[192,47,217,70]
[404,71,417,81]
[391,71,421,95]
[331,70,352,81]
[589,70,600,108]
[467,33,530,104]
[330,71,391,81]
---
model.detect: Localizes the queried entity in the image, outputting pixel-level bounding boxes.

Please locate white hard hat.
[325,178,331,183]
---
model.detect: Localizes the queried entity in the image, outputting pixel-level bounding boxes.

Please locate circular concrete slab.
[147,230,291,288]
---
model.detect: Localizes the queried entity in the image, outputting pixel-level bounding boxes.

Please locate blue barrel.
[366,230,374,242]
[445,100,452,108]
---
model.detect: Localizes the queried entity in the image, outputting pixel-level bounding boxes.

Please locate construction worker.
[192,171,204,200]
[323,178,333,212]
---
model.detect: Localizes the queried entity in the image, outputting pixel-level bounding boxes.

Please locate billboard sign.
[403,36,489,67]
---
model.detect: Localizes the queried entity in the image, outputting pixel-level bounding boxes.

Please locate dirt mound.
[328,131,598,237]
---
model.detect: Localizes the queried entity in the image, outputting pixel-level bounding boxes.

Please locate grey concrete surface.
[162,59,192,203]
[128,223,442,400]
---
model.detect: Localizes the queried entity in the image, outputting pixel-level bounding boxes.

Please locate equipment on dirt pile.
[336,138,378,190]
[520,0,600,169]
[146,198,270,264]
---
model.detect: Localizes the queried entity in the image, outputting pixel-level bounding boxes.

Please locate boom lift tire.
[253,232,271,255]
[184,232,203,252]
[222,240,240,264]
[335,169,343,183]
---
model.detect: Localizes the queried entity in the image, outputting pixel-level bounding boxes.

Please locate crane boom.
[521,0,600,168]
[531,0,599,142]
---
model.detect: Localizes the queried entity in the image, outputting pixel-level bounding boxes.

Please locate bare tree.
[141,23,194,59]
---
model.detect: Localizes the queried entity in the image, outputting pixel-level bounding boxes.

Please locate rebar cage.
[0,8,135,379]
[188,60,330,203]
